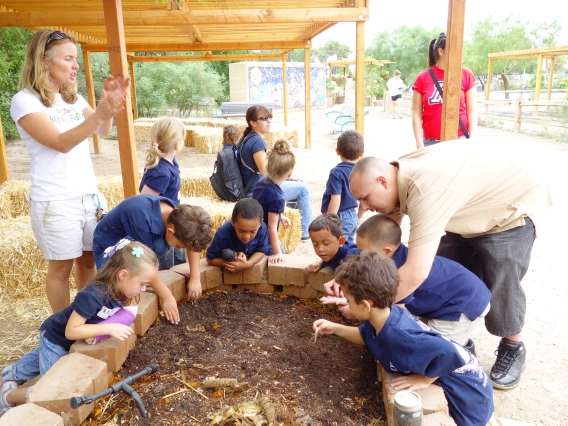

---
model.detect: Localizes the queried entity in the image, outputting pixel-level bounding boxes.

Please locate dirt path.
[3,106,568,425]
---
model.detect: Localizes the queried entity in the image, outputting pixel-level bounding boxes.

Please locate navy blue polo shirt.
[251,176,285,229]
[237,133,265,190]
[206,220,269,259]
[393,244,491,321]
[40,283,124,351]
[139,157,181,205]
[93,195,174,269]
[321,162,358,213]
[322,241,360,270]
[359,307,493,426]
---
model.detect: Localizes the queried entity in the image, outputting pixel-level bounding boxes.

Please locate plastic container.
[393,390,423,426]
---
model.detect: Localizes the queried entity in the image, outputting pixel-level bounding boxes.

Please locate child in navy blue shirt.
[93,194,212,322]
[252,139,294,263]
[222,125,241,150]
[321,130,364,244]
[0,242,159,418]
[355,214,491,353]
[314,252,494,426]
[306,214,360,274]
[207,198,268,272]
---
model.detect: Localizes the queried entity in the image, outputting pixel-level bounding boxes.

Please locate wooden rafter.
[82,40,309,52]
[127,53,284,62]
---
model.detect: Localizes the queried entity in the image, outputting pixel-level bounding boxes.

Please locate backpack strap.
[428,68,470,139]
[235,133,260,193]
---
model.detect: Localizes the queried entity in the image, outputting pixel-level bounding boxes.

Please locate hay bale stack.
[263,126,299,149]
[181,118,246,131]
[193,127,224,154]
[184,125,201,148]
[97,175,126,210]
[181,196,301,256]
[180,169,215,198]
[0,180,31,219]
[133,122,154,144]
[0,216,47,299]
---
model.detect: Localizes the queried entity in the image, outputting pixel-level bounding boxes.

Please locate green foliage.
[366,26,442,89]
[0,28,33,139]
[287,39,351,63]
[205,50,250,100]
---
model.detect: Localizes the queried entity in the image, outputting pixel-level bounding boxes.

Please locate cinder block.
[133,291,159,336]
[423,412,456,425]
[267,262,287,285]
[29,353,107,426]
[308,266,335,293]
[285,256,313,287]
[200,259,223,289]
[0,403,64,426]
[256,280,275,294]
[170,262,190,280]
[223,270,243,285]
[282,285,301,297]
[298,285,320,299]
[157,270,187,302]
[70,330,136,373]
[204,284,234,294]
[322,266,335,284]
[242,256,268,284]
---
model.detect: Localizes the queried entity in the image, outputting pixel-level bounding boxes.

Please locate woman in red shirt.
[411,33,477,149]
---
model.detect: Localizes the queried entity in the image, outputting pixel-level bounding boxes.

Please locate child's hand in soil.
[391,374,437,391]
[224,252,249,272]
[280,215,291,230]
[323,279,343,297]
[162,295,181,324]
[313,319,338,336]
[269,253,284,264]
[106,323,134,341]
[186,278,202,303]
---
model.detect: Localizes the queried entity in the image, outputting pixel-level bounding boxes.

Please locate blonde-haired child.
[140,116,186,205]
[0,241,158,418]
[252,139,295,263]
[222,125,241,150]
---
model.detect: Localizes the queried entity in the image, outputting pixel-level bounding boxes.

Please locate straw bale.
[0,216,48,299]
[97,175,126,210]
[0,180,31,219]
[181,118,246,132]
[180,169,215,198]
[181,196,301,256]
[263,126,299,149]
[193,127,224,155]
[133,122,154,144]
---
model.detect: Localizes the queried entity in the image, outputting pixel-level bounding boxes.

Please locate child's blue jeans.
[1,331,68,385]
[338,208,358,244]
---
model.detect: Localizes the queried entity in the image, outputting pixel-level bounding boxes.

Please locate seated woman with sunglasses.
[237,105,312,241]
[10,29,130,313]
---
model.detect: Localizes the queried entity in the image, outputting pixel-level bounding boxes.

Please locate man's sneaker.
[490,338,526,390]
[0,381,17,417]
[464,339,476,357]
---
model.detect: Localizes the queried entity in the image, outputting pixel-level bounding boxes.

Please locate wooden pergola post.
[282,56,288,127]
[0,115,9,183]
[355,21,365,134]
[103,0,139,197]
[82,50,101,154]
[304,47,311,149]
[485,59,492,112]
[533,53,543,116]
[440,0,466,141]
[128,59,139,120]
[547,57,555,101]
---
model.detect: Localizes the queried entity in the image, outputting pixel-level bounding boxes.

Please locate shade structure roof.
[0,0,370,53]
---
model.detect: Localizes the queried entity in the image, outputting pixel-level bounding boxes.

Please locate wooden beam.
[485,59,492,112]
[129,60,139,120]
[103,0,139,198]
[440,0,466,142]
[0,9,369,27]
[304,48,311,150]
[547,57,555,101]
[282,57,288,127]
[191,25,203,43]
[488,45,568,59]
[533,53,543,116]
[0,114,9,183]
[127,53,283,62]
[83,40,309,52]
[355,21,365,134]
[82,50,101,154]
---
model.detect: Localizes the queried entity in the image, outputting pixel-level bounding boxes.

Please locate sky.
[312,0,568,56]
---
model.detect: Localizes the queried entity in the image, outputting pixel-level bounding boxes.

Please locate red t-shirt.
[412,66,476,140]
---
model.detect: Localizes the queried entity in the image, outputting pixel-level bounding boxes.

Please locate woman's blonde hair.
[92,241,159,305]
[20,29,78,107]
[145,117,186,169]
[223,125,241,147]
[267,139,295,180]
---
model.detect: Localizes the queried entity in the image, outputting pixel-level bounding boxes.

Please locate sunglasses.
[45,31,68,48]
[253,116,272,122]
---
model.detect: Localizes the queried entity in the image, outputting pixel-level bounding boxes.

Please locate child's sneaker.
[464,339,476,357]
[0,381,17,417]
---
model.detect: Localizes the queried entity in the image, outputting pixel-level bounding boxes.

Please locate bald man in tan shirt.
[348,139,553,390]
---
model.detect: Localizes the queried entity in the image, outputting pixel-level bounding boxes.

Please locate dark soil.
[89,290,385,426]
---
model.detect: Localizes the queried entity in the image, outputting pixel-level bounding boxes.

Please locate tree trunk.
[501,71,509,99]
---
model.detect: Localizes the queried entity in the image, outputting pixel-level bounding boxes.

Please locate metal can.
[393,390,423,426]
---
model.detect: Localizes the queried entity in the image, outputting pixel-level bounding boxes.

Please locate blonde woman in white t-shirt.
[10,29,129,313]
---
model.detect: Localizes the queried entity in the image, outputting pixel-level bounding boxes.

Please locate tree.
[287,40,351,63]
[0,28,33,139]
[464,16,561,91]
[366,26,443,88]
[205,50,251,102]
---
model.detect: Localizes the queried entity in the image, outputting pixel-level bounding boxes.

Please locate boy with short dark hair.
[206,198,268,272]
[355,214,491,354]
[314,251,494,426]
[321,130,364,243]
[305,213,359,274]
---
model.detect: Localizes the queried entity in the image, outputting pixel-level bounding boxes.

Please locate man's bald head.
[350,157,392,186]
[349,156,399,215]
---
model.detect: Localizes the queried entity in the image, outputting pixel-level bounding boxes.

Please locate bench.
[324,105,368,134]
[214,102,274,118]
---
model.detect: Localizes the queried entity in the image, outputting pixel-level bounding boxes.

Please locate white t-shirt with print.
[11,89,97,201]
